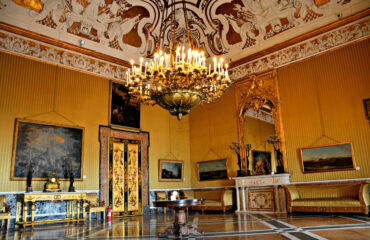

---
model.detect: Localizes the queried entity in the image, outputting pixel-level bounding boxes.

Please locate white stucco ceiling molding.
[0,29,128,83]
[229,15,370,82]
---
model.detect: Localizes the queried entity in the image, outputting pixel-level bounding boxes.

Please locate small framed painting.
[197,159,229,181]
[298,142,355,173]
[158,159,184,182]
[252,151,272,175]
[109,81,140,129]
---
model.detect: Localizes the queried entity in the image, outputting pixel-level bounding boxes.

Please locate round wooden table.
[153,198,205,238]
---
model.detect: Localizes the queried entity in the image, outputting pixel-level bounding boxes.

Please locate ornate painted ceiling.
[0,0,369,80]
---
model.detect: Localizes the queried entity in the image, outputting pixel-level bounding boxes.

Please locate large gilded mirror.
[235,70,287,175]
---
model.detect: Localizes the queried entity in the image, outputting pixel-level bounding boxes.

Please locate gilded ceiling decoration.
[230,15,369,80]
[12,0,42,12]
[0,0,368,66]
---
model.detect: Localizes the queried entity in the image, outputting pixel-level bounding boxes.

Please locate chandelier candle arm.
[125,0,231,120]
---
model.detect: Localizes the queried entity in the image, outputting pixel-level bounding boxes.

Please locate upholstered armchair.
[83,193,106,221]
[0,196,11,229]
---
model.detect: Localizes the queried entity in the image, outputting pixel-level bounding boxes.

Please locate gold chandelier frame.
[126,0,231,120]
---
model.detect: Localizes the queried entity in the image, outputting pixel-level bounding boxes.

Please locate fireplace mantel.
[233,174,291,187]
[232,174,291,213]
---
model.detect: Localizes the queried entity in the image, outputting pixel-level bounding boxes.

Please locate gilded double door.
[109,138,142,215]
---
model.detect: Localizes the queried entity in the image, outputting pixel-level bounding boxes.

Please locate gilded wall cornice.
[230,14,370,81]
[0,29,128,82]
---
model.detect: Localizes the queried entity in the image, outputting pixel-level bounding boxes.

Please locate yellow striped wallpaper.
[1,38,368,192]
[0,52,191,192]
[189,85,238,188]
[278,39,370,182]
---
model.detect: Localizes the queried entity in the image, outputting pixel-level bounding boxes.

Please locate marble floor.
[1,212,370,239]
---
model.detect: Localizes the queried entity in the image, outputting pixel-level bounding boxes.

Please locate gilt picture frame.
[158,159,184,182]
[109,81,140,130]
[11,119,84,181]
[298,142,355,173]
[197,159,229,181]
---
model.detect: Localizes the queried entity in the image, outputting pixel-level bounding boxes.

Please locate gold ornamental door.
[109,138,142,215]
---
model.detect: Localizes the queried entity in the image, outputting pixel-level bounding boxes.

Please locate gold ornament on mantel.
[44,171,62,192]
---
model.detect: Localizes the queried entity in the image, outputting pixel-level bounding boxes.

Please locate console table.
[15,192,86,227]
[233,174,290,213]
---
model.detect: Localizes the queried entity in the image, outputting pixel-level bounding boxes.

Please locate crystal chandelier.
[126,0,231,120]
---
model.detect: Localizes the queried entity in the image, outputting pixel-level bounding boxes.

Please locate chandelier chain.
[182,0,192,49]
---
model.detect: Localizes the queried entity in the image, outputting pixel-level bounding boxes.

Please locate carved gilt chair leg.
[7,218,10,229]
[1,219,4,229]
[83,206,86,220]
[89,210,92,222]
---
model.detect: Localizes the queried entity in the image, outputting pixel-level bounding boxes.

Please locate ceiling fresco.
[0,0,368,67]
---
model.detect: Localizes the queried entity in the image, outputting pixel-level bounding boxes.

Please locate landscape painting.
[11,119,84,180]
[299,142,355,173]
[197,159,228,181]
[109,81,140,129]
[159,159,183,182]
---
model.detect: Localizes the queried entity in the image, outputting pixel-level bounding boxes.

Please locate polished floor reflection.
[1,212,370,239]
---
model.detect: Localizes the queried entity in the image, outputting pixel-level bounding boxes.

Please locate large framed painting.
[197,159,229,181]
[11,119,84,181]
[158,159,184,182]
[298,142,355,173]
[109,81,140,129]
[252,151,272,175]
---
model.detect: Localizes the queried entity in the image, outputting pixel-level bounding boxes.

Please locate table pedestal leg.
[174,209,186,236]
[158,208,203,238]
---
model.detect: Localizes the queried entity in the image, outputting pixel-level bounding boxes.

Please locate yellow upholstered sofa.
[182,188,234,213]
[283,181,370,214]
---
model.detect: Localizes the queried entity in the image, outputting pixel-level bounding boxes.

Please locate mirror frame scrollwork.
[235,70,288,174]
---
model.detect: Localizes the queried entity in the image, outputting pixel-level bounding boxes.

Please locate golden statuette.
[44,171,61,192]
